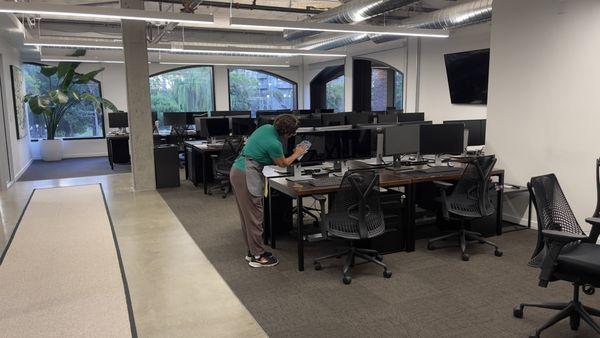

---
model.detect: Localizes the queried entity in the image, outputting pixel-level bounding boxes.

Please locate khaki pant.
[230,167,266,256]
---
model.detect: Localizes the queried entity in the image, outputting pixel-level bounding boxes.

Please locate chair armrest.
[538,230,587,287]
[433,181,454,190]
[541,230,587,242]
[585,217,600,243]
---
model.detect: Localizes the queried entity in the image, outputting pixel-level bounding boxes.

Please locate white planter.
[40,139,63,161]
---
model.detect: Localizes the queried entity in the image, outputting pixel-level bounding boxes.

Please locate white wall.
[0,15,32,186]
[417,23,491,123]
[487,0,600,230]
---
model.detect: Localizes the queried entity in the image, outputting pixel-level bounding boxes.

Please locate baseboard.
[63,152,108,159]
[503,212,538,229]
[8,157,34,188]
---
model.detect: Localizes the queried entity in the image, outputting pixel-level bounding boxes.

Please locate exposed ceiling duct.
[283,0,420,41]
[297,0,493,50]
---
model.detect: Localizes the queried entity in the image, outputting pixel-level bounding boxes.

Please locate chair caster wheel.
[375,254,383,262]
[513,306,523,318]
[427,243,434,250]
[583,285,595,295]
[314,262,322,271]
[462,253,470,261]
[342,275,352,285]
[383,270,392,278]
[494,250,503,257]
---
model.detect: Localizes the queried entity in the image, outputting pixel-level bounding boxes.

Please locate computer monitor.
[298,116,322,128]
[293,109,312,115]
[108,112,128,128]
[384,124,420,156]
[321,112,347,127]
[197,117,230,138]
[398,113,425,123]
[256,110,282,118]
[318,108,334,114]
[151,111,158,124]
[289,129,372,165]
[232,117,256,136]
[346,112,371,125]
[212,111,251,117]
[377,113,397,124]
[443,119,486,146]
[419,124,464,155]
[163,112,188,128]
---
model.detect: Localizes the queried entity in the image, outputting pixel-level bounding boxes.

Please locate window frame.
[149,65,217,114]
[24,62,107,141]
[226,68,298,112]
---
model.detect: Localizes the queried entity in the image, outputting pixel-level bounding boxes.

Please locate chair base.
[313,245,391,285]
[514,284,600,337]
[427,228,502,261]
[208,179,231,198]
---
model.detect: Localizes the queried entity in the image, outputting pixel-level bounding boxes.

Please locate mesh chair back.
[528,173,585,266]
[445,155,497,218]
[215,136,243,175]
[325,170,385,240]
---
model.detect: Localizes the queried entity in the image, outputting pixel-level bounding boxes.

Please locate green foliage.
[24,52,116,140]
[229,69,295,112]
[326,76,345,112]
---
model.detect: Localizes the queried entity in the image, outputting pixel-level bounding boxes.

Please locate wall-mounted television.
[444,49,490,105]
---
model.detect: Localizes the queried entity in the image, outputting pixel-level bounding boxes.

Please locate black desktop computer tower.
[154,145,180,188]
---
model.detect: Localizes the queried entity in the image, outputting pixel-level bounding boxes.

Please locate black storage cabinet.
[154,145,180,188]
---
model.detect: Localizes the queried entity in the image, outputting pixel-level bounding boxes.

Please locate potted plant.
[25,50,117,161]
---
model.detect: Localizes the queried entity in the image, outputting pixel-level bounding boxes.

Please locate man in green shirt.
[230,114,308,268]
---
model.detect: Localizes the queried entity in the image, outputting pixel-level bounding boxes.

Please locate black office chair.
[427,155,503,261]
[513,173,600,337]
[313,170,392,285]
[208,136,243,198]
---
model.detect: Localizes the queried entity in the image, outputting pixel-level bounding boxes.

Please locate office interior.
[1,0,600,337]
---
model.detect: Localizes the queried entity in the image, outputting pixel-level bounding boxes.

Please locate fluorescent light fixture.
[159,62,291,68]
[41,58,124,64]
[148,45,346,57]
[0,2,214,25]
[25,39,346,57]
[230,17,450,38]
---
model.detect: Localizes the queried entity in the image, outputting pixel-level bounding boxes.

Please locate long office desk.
[184,140,224,194]
[268,162,505,271]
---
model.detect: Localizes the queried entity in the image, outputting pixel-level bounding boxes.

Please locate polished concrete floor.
[0,174,265,337]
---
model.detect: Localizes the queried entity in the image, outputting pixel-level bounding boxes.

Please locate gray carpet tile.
[19,157,130,181]
[159,181,600,337]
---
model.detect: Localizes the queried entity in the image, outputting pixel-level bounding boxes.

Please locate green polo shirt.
[233,124,284,171]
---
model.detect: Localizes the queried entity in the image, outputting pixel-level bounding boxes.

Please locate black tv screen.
[444,49,490,105]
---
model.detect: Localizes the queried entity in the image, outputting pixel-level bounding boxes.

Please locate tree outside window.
[229,69,296,112]
[326,75,344,112]
[149,66,214,122]
[23,63,105,139]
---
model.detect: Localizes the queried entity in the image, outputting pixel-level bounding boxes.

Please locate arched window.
[370,63,404,111]
[23,63,105,139]
[326,75,345,112]
[149,66,215,122]
[228,69,297,112]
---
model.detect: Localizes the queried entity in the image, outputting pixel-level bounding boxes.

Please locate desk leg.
[405,184,416,252]
[496,173,505,235]
[107,139,114,170]
[297,197,304,271]
[528,192,533,229]
[202,152,208,195]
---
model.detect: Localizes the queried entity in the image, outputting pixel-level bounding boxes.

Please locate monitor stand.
[285,163,311,182]
[386,155,413,172]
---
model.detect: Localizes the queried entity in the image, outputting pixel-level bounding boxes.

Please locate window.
[394,71,404,109]
[150,66,214,122]
[23,63,105,139]
[371,68,388,111]
[326,75,344,112]
[228,69,296,112]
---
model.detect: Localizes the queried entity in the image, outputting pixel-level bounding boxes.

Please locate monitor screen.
[346,112,371,125]
[397,113,425,123]
[289,129,372,164]
[419,124,465,155]
[443,119,486,146]
[232,118,256,136]
[163,112,190,127]
[444,49,490,105]
[212,111,251,117]
[377,113,397,124]
[384,124,420,156]
[321,113,347,127]
[108,112,128,128]
[197,117,230,138]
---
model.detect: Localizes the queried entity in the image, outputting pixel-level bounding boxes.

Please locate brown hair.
[273,114,300,136]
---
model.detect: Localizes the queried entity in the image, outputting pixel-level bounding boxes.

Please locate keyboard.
[308,176,343,187]
[416,166,463,174]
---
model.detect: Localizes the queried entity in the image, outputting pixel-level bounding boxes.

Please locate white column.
[344,56,353,112]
